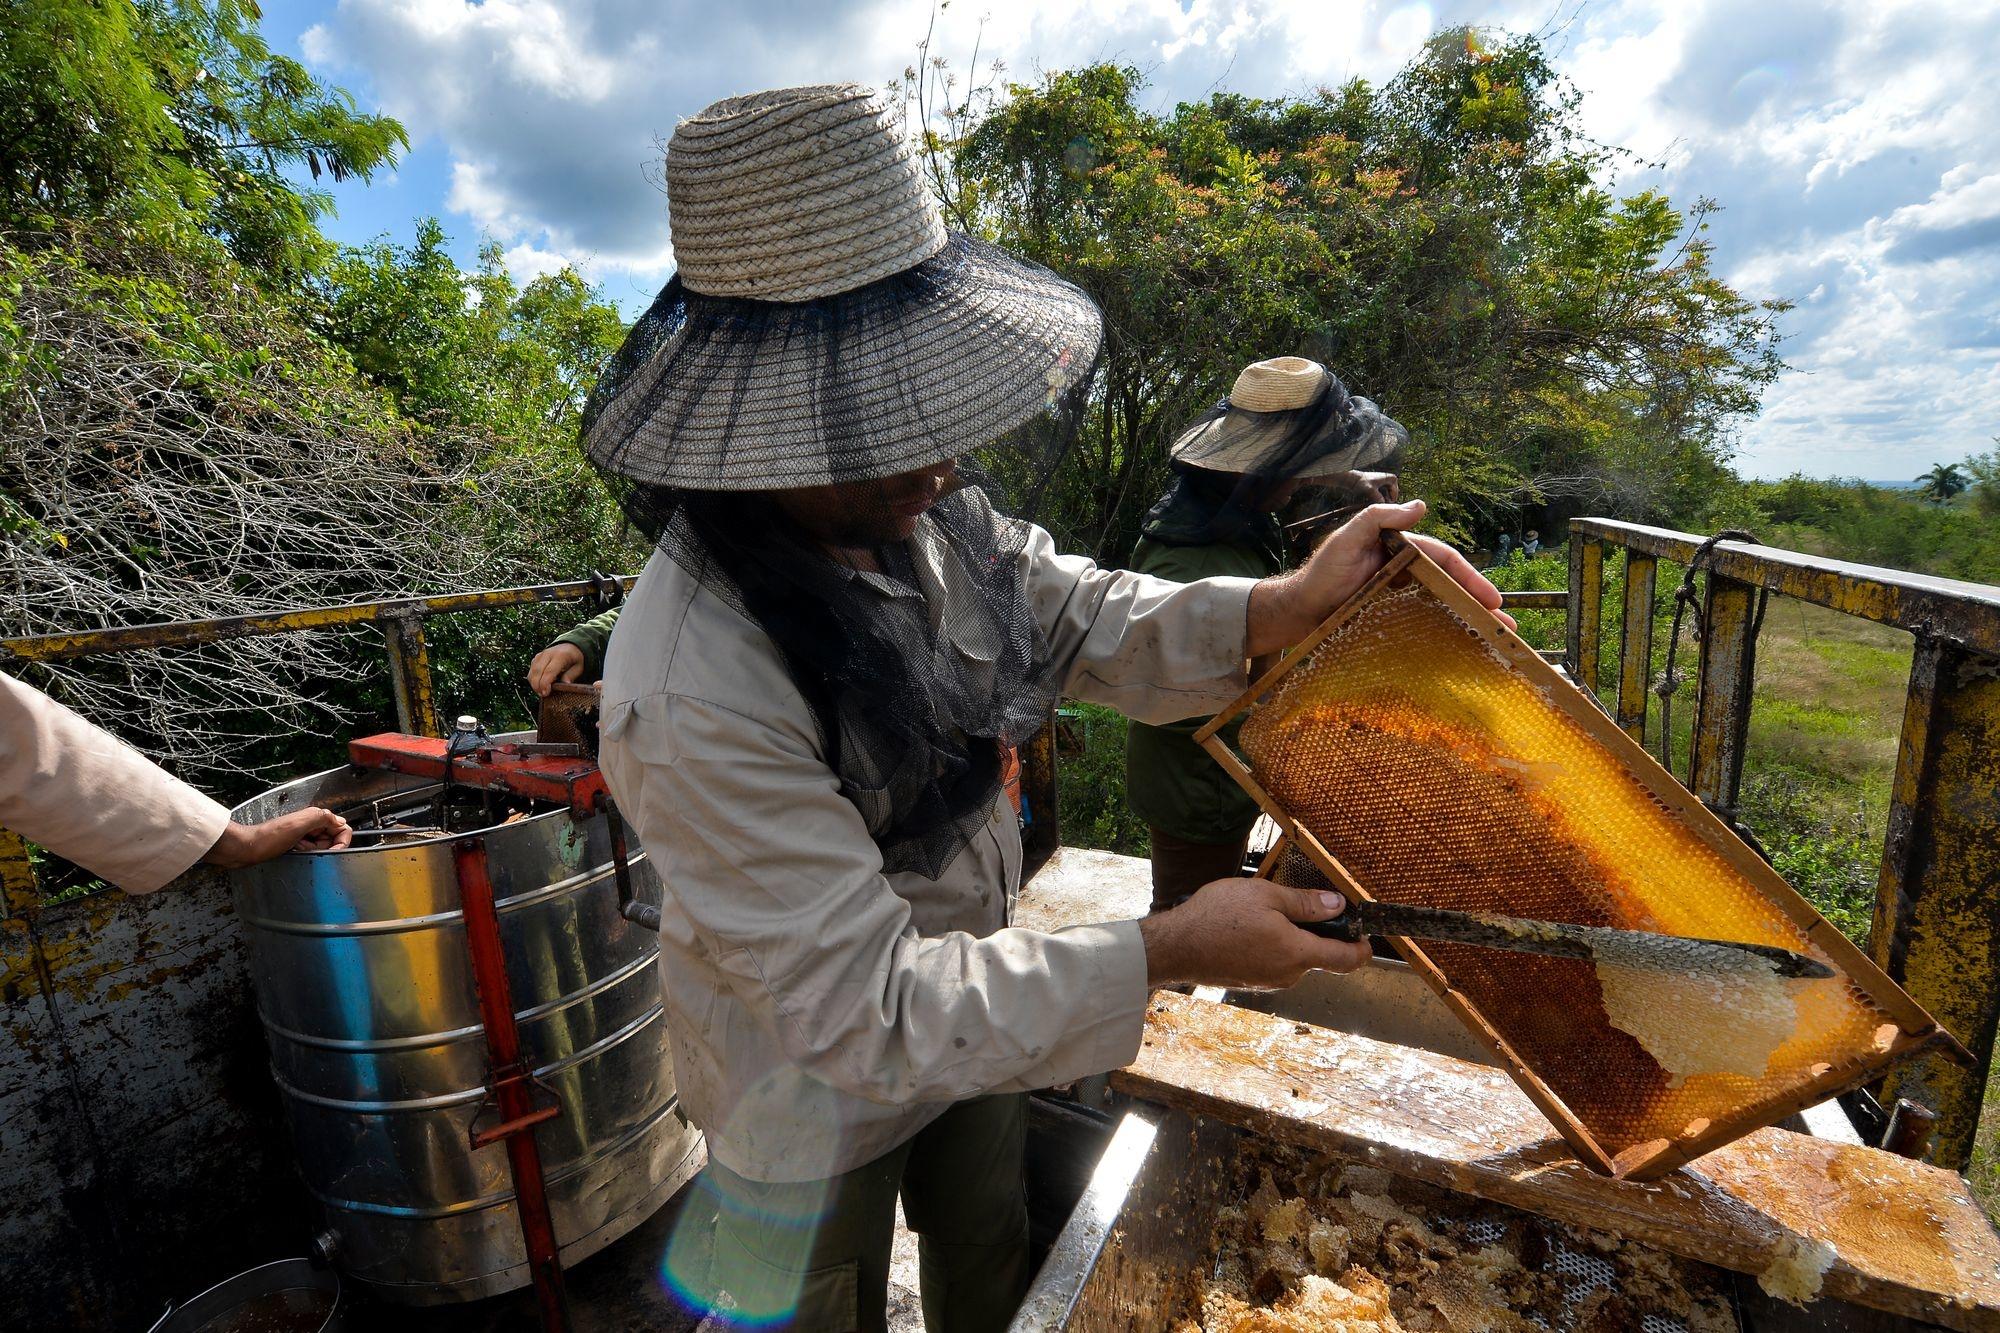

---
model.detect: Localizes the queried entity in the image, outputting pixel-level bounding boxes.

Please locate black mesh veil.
[582,236,1101,878]
[1141,370,1407,554]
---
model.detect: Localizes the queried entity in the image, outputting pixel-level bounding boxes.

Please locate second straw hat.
[1169,356,1407,480]
[582,83,1104,492]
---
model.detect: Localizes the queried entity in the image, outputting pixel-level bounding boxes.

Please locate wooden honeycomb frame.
[1193,536,1964,1180]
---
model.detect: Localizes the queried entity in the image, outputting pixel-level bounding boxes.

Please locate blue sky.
[262,0,2000,481]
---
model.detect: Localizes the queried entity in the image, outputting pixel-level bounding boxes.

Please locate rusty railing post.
[1615,554,1657,743]
[1019,715,1060,877]
[1,832,40,1016]
[1871,639,2000,1169]
[382,611,440,739]
[1,829,38,922]
[1688,575,1757,814]
[1565,531,1604,695]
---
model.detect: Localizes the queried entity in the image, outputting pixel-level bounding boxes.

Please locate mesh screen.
[536,681,601,756]
[1239,572,1905,1165]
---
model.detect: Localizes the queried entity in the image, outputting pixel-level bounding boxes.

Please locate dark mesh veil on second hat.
[1141,356,1408,550]
[582,83,1104,879]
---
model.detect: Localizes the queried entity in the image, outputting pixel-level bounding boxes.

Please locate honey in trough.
[1173,1142,1740,1332]
[1224,550,1951,1177]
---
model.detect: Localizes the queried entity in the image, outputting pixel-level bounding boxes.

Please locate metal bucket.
[229,744,701,1303]
[146,1259,342,1333]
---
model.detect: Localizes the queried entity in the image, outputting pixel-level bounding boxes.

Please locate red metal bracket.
[452,837,571,1332]
[349,732,607,815]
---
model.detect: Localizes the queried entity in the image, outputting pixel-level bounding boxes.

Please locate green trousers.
[684,1093,1031,1333]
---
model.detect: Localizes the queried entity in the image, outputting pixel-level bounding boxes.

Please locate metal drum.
[229,744,700,1303]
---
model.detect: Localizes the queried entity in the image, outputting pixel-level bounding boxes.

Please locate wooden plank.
[1566,533,1604,692]
[1616,554,1657,742]
[1690,574,1758,812]
[1012,846,1152,934]
[1115,992,2000,1333]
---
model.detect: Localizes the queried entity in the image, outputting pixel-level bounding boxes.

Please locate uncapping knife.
[1302,900,1835,980]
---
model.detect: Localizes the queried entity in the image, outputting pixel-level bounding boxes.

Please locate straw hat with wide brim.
[1168,356,1406,480]
[581,84,1104,492]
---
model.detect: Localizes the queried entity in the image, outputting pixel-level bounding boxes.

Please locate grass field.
[1731,598,1909,945]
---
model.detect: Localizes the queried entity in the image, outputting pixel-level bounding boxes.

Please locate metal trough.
[1015,1107,1936,1332]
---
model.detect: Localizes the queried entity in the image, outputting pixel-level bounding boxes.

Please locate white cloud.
[443,161,517,235]
[1877,167,2000,260]
[500,240,574,286]
[297,0,2000,479]
[1575,0,2000,476]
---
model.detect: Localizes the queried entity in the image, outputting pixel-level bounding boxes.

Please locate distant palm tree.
[1915,463,1969,503]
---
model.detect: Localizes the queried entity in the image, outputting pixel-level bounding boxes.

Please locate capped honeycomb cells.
[1238,580,1901,1163]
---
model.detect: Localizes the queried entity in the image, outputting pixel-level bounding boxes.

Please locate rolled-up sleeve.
[1019,524,1256,724]
[604,689,1152,1106]
[0,672,230,894]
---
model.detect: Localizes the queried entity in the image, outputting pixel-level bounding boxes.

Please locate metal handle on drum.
[469,1068,565,1149]
[602,801,660,931]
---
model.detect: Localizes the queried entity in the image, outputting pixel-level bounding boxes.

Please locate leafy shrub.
[1053,702,1152,857]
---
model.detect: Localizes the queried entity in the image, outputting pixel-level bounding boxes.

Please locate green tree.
[929,31,1785,561]
[316,222,626,441]
[1915,462,1969,504]
[0,0,407,282]
[0,3,635,789]
[1965,445,2000,519]
[311,220,643,713]
[314,221,634,557]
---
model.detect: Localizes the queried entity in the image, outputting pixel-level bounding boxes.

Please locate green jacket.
[554,606,621,680]
[1122,533,1278,843]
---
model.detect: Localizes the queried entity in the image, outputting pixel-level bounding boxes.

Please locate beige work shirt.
[598,516,1256,1183]
[0,672,230,893]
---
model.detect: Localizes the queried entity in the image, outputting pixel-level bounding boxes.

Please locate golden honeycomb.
[1236,574,1908,1169]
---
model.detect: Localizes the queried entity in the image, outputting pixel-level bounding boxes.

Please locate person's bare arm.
[1246,500,1513,657]
[201,807,353,868]
[1137,880,1370,988]
[527,642,587,696]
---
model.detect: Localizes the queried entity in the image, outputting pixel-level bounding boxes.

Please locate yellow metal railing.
[1,575,634,739]
[1565,519,2000,1170]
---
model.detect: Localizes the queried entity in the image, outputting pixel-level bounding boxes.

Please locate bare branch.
[0,232,535,786]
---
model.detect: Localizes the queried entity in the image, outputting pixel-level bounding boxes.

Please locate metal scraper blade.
[1304,900,1835,980]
